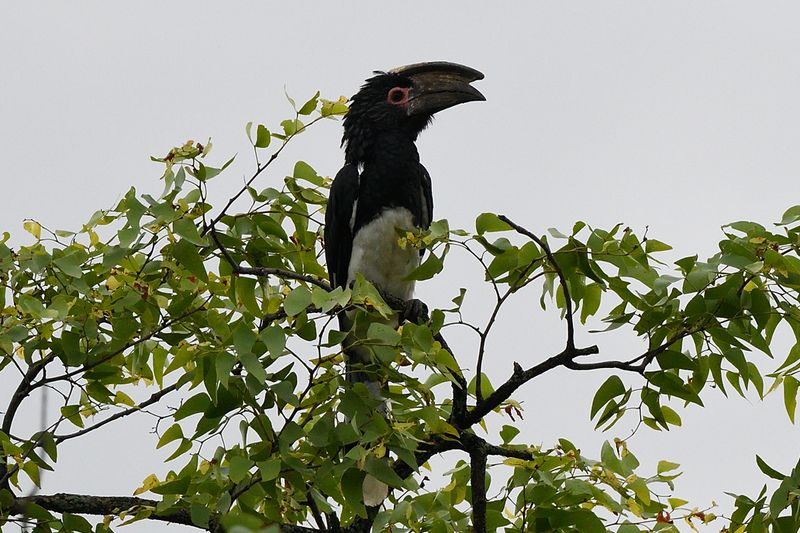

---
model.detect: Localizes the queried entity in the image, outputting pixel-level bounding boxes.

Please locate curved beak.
[390,61,486,116]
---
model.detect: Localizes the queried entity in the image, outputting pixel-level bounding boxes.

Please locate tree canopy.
[2,93,800,533]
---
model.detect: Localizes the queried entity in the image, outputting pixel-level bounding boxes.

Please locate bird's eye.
[387,87,409,105]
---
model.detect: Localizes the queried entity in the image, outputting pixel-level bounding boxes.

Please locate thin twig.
[202,114,338,236]
[498,215,576,351]
[53,384,181,443]
[464,345,599,428]
[210,229,331,290]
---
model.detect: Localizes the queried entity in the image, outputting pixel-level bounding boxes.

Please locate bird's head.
[342,61,485,163]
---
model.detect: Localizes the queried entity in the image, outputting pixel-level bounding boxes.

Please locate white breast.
[347,207,419,300]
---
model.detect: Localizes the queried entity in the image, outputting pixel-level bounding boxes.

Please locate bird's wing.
[324,163,360,288]
[420,165,433,229]
[420,164,434,255]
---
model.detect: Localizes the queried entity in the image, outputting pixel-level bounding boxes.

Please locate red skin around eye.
[387,87,410,105]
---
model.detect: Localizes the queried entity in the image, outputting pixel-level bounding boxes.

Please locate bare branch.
[475,288,512,404]
[566,331,691,373]
[53,383,181,444]
[1,353,57,490]
[464,345,599,428]
[498,215,576,351]
[234,265,331,291]
[210,229,332,290]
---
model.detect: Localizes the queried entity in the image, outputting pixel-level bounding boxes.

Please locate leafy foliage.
[1,92,800,532]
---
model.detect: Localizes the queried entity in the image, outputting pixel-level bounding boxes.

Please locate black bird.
[324,61,484,504]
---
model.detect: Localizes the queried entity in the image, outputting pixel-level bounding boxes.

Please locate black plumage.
[325,62,484,298]
[323,62,484,505]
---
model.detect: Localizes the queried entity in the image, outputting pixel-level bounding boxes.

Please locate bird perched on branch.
[324,62,484,506]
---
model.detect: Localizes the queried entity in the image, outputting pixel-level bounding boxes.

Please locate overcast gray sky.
[2,2,800,532]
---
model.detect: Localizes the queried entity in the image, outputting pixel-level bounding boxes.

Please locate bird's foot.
[402,298,429,324]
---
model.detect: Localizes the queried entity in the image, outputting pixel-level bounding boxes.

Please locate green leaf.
[190,503,210,528]
[351,273,392,318]
[645,239,672,253]
[500,425,520,444]
[293,160,324,186]
[172,240,208,282]
[281,118,304,136]
[580,283,602,323]
[23,220,41,239]
[260,326,286,358]
[298,91,320,115]
[173,218,205,246]
[341,468,366,514]
[770,476,795,519]
[475,213,511,234]
[258,458,281,481]
[255,124,271,148]
[365,455,405,488]
[228,455,252,483]
[38,432,57,462]
[568,509,605,533]
[657,460,680,473]
[778,205,800,226]
[668,498,689,509]
[284,286,312,316]
[661,405,682,427]
[725,348,749,383]
[784,375,799,423]
[156,423,184,449]
[235,276,260,316]
[367,323,401,345]
[174,393,211,421]
[53,253,84,278]
[22,460,41,488]
[657,350,695,371]
[62,513,93,533]
[756,454,786,480]
[60,405,84,428]
[405,252,443,281]
[590,375,626,419]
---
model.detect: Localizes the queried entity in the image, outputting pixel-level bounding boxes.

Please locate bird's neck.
[346,129,421,167]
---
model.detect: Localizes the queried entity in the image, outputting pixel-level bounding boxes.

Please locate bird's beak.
[391,61,485,116]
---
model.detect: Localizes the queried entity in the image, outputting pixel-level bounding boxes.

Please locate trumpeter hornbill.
[324,62,484,506]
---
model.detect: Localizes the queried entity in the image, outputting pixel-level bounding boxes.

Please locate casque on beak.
[390,61,486,116]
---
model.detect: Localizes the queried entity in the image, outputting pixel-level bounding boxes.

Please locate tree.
[1,92,800,533]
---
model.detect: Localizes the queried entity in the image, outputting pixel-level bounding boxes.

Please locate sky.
[2,2,800,531]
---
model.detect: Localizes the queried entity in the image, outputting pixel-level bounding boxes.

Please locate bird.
[324,61,484,506]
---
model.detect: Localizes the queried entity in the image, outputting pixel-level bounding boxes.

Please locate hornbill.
[324,61,484,505]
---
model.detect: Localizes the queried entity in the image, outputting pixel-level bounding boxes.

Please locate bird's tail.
[340,312,390,506]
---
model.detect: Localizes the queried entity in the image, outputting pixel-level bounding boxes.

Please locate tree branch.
[464,345,599,428]
[468,445,487,533]
[236,265,331,291]
[1,353,57,490]
[52,383,181,444]
[565,331,691,374]
[10,493,199,529]
[211,228,332,291]
[435,332,468,427]
[8,493,323,532]
[498,215,576,351]
[202,113,340,237]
